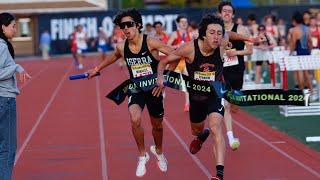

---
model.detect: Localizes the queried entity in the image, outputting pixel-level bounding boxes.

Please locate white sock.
[227,131,234,143]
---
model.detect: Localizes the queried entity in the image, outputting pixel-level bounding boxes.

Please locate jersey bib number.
[132,64,153,78]
[223,50,239,67]
[194,71,215,81]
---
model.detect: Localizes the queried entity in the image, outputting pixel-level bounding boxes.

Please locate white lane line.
[95,77,108,180]
[270,141,286,144]
[233,120,320,178]
[14,64,73,166]
[164,118,212,179]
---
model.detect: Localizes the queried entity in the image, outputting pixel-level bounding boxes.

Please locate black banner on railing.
[106,71,309,106]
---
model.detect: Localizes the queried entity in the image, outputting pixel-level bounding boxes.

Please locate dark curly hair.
[247,14,256,21]
[292,11,303,24]
[176,14,187,23]
[218,1,235,14]
[198,14,225,40]
[153,21,162,27]
[0,12,15,58]
[113,8,143,33]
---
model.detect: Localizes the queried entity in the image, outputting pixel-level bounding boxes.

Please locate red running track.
[13,57,320,180]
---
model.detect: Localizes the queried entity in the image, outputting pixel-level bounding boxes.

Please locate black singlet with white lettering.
[186,39,223,98]
[124,34,159,79]
[225,23,245,72]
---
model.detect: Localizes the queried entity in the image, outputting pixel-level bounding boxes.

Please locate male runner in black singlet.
[156,14,230,180]
[218,1,253,151]
[87,9,172,177]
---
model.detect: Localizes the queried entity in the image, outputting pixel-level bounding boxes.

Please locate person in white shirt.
[96,27,110,62]
[75,25,88,69]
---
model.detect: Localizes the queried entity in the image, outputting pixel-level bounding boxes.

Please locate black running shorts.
[189,95,224,124]
[128,91,164,118]
[223,69,244,90]
[255,61,270,66]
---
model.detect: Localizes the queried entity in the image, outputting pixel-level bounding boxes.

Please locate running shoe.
[136,152,150,177]
[78,64,84,70]
[150,145,168,172]
[230,138,240,151]
[189,129,210,154]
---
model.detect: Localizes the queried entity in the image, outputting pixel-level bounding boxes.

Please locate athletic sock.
[216,165,224,180]
[197,128,210,142]
[227,131,234,143]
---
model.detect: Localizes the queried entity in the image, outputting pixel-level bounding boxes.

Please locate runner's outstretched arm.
[228,31,265,43]
[148,37,174,56]
[87,43,122,79]
[147,37,178,71]
[226,25,253,56]
[156,42,193,89]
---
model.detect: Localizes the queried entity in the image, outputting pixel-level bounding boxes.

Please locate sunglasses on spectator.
[119,21,136,29]
[258,28,265,31]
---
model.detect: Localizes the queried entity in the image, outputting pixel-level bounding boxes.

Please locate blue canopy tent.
[231,0,255,7]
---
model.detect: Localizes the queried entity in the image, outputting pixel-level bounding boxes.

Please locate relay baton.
[69,72,100,80]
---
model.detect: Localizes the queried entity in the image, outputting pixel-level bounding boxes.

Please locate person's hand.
[152,75,165,97]
[253,33,267,43]
[226,42,233,50]
[86,67,99,79]
[225,49,238,57]
[17,71,31,83]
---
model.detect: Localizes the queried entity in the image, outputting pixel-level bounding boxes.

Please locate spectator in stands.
[69,26,79,68]
[308,16,320,91]
[276,18,287,46]
[277,18,286,38]
[153,21,169,44]
[264,15,279,42]
[0,12,31,180]
[316,12,320,27]
[75,24,87,69]
[167,14,192,112]
[303,11,311,26]
[236,17,244,25]
[143,23,155,37]
[111,25,126,68]
[309,16,320,49]
[153,21,169,60]
[39,29,51,60]
[96,27,110,62]
[289,12,313,92]
[188,21,199,39]
[111,25,125,48]
[247,14,259,38]
[253,25,276,84]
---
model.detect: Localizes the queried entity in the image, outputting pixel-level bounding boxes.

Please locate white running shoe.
[150,145,168,172]
[229,138,240,151]
[78,64,84,69]
[136,152,150,177]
